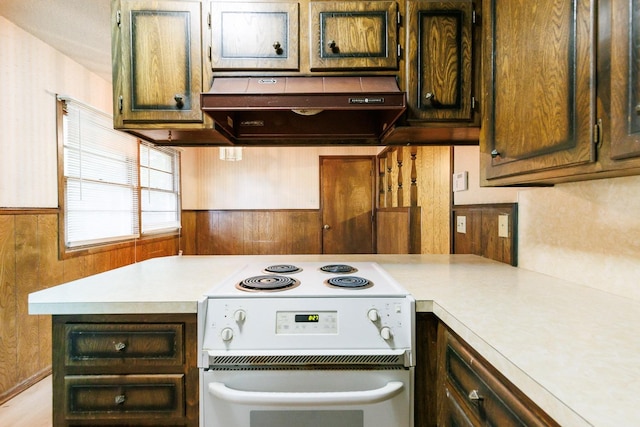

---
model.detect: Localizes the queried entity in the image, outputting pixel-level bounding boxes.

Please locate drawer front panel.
[444,330,554,427]
[65,323,184,367]
[65,374,184,419]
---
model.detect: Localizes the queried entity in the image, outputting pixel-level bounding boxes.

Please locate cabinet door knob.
[635,104,640,115]
[468,389,483,401]
[174,94,184,109]
[273,41,283,55]
[328,40,339,53]
[114,342,126,352]
[424,92,442,108]
[490,149,500,159]
[114,394,126,405]
[323,224,331,230]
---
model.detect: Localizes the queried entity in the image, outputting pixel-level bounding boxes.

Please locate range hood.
[200,76,406,144]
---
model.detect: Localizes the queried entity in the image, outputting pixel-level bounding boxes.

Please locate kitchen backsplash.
[518,175,640,301]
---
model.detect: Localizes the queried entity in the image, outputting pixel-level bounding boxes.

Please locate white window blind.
[140,141,181,234]
[60,97,140,248]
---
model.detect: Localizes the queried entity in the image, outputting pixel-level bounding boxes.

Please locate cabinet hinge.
[118,95,123,113]
[207,12,211,28]
[472,9,476,25]
[208,46,212,61]
[397,11,402,26]
[116,10,121,27]
[471,96,477,110]
[397,44,402,59]
[594,118,603,148]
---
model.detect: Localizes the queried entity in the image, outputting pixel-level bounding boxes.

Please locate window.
[140,141,181,234]
[58,96,180,250]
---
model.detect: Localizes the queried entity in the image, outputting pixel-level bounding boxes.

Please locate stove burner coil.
[236,275,300,292]
[320,264,357,274]
[326,276,372,289]
[264,264,301,274]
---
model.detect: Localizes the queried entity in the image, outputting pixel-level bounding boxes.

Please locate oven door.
[201,368,414,427]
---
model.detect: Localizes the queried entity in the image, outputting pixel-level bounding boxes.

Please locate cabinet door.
[210,2,299,70]
[406,1,475,122]
[609,0,640,159]
[481,0,596,183]
[309,1,399,70]
[113,0,204,125]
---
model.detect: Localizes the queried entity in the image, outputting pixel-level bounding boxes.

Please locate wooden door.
[320,156,375,254]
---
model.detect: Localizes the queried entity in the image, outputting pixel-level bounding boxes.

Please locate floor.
[0,376,52,427]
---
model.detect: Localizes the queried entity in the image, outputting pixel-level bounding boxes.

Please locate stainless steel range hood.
[200,76,406,144]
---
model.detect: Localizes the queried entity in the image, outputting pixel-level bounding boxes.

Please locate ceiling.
[0,0,112,82]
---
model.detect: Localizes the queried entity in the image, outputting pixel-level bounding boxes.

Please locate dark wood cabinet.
[309,1,400,70]
[437,324,559,427]
[405,0,477,123]
[608,0,640,159]
[52,314,198,427]
[112,0,206,125]
[480,0,597,184]
[209,1,299,70]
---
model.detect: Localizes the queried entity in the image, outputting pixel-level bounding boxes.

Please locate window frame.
[57,97,181,259]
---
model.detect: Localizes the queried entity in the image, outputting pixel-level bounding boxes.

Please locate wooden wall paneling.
[287,211,322,253]
[452,204,517,266]
[14,215,41,384]
[0,215,18,402]
[416,146,452,254]
[180,210,197,255]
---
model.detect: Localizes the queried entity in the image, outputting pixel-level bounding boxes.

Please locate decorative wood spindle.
[410,148,418,206]
[378,156,387,207]
[386,153,393,207]
[397,148,404,207]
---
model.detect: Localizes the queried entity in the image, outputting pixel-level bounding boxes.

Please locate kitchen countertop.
[28,254,640,427]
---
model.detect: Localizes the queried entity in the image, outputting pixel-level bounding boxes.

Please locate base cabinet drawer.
[437,325,559,427]
[65,374,184,419]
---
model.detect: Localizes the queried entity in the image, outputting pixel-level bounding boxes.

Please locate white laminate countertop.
[28,254,640,427]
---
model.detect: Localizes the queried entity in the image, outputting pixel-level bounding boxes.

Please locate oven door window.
[251,410,362,427]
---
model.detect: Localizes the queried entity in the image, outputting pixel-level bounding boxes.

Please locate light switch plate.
[498,214,509,238]
[456,215,466,233]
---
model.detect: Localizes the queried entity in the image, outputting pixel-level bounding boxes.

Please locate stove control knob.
[221,327,234,342]
[380,327,393,341]
[234,309,246,323]
[367,309,380,322]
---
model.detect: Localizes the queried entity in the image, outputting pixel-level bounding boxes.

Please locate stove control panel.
[200,296,414,352]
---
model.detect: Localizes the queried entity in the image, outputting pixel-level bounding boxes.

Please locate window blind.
[140,141,181,233]
[60,97,140,247]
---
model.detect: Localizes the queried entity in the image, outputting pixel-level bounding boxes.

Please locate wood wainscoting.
[181,210,322,255]
[0,210,181,405]
[452,204,518,266]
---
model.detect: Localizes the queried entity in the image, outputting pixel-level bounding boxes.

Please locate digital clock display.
[295,314,320,323]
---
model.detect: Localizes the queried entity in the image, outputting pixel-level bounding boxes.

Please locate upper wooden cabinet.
[112,0,205,126]
[405,0,476,123]
[309,1,399,70]
[480,0,640,185]
[609,0,640,159]
[209,2,300,70]
[480,0,596,184]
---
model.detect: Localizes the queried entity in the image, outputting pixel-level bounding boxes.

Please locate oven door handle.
[208,381,404,406]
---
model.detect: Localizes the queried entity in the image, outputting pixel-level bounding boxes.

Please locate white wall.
[0,16,112,208]
[181,146,379,209]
